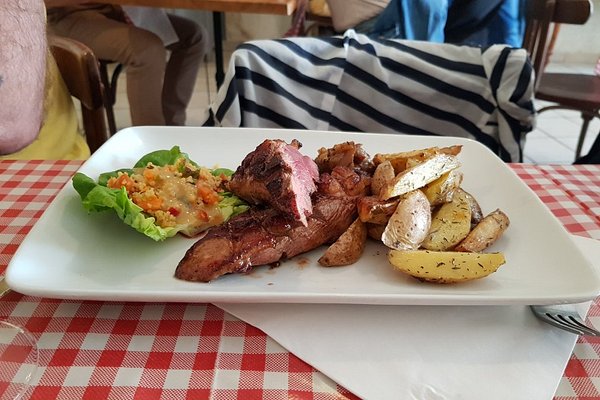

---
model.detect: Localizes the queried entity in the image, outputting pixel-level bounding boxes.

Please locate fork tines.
[530,305,600,337]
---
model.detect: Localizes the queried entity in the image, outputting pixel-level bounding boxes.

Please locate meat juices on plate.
[175,140,372,282]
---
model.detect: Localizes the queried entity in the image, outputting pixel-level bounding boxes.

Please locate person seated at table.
[44,1,209,126]
[0,0,90,160]
[323,0,391,36]
[325,0,526,47]
[444,0,526,48]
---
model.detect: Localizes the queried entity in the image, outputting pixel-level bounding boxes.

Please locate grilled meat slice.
[175,167,369,282]
[174,195,357,282]
[228,139,319,226]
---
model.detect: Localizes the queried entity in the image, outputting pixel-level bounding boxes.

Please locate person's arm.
[0,0,47,155]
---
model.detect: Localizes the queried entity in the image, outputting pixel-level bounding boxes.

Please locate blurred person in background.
[325,0,526,47]
[44,2,209,126]
[0,0,90,159]
[444,0,526,47]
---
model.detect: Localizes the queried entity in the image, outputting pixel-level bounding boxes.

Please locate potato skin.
[387,249,506,283]
[371,160,395,197]
[379,154,461,200]
[455,209,510,253]
[319,218,368,267]
[367,223,385,241]
[381,190,431,251]
[422,169,463,206]
[373,145,462,174]
[357,196,399,225]
[421,189,471,251]
[461,189,484,227]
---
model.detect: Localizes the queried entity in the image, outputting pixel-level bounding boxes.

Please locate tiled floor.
[525,62,600,164]
[109,50,600,165]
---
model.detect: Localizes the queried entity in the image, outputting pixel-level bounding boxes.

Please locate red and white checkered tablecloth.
[1,160,599,400]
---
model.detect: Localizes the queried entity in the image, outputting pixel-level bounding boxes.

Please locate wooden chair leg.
[104,99,118,136]
[110,64,123,97]
[81,107,110,153]
[575,112,593,161]
[574,129,600,164]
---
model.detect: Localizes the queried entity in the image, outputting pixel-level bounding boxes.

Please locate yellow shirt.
[0,52,90,160]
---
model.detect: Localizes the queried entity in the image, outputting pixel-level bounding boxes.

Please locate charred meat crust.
[175,166,369,282]
[174,194,358,282]
[315,141,374,174]
[228,139,319,226]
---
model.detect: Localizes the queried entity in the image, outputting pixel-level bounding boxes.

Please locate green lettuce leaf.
[218,192,250,221]
[72,172,177,241]
[97,146,192,185]
[72,147,246,242]
[133,146,196,168]
[211,168,235,178]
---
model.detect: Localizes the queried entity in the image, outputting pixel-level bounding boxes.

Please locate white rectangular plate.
[7,127,600,305]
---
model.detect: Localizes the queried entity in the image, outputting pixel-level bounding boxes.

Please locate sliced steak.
[175,167,370,282]
[228,139,319,226]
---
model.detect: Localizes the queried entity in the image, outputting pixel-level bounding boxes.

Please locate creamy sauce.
[107,161,227,235]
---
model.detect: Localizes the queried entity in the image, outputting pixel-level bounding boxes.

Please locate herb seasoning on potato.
[371,145,510,284]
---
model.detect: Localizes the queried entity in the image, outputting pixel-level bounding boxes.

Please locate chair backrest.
[522,0,592,89]
[48,35,110,153]
[206,32,535,162]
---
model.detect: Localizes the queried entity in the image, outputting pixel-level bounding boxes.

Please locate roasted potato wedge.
[421,189,471,251]
[381,190,431,251]
[373,145,462,174]
[319,218,367,267]
[422,169,463,206]
[388,249,506,283]
[371,160,395,196]
[367,223,385,241]
[461,189,483,227]
[358,196,399,225]
[379,154,461,200]
[455,209,510,252]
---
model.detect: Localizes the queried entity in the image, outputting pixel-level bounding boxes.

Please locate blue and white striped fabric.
[203,31,535,162]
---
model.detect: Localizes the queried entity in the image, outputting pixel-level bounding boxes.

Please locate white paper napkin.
[216,235,599,400]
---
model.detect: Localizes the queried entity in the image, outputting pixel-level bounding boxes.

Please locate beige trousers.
[49,8,208,126]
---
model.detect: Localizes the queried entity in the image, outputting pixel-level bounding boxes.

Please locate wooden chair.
[523,0,599,161]
[48,35,110,153]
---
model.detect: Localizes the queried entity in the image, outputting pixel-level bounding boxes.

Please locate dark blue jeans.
[359,0,526,47]
[362,0,448,41]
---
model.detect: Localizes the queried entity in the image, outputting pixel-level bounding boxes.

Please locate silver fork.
[531,305,600,336]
